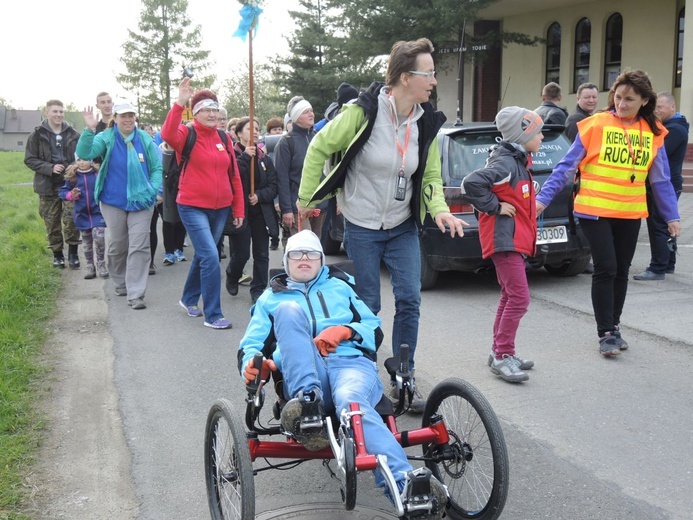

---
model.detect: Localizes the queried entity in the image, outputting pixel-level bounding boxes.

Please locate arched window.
[676,8,685,87]
[545,23,561,85]
[603,13,623,90]
[574,18,591,92]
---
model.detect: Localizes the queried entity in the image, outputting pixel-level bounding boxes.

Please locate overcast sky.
[2,0,299,110]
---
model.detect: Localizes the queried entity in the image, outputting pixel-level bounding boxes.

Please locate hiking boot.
[400,467,448,519]
[179,300,202,318]
[280,389,329,451]
[149,263,156,275]
[97,263,109,278]
[490,355,529,382]
[633,270,664,281]
[163,253,176,266]
[239,272,253,285]
[128,298,146,310]
[68,245,80,269]
[599,332,624,356]
[115,286,127,297]
[487,351,534,370]
[174,249,187,262]
[84,264,96,280]
[53,253,65,268]
[204,318,232,329]
[226,276,239,296]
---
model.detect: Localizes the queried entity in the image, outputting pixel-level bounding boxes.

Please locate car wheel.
[544,254,591,277]
[420,245,439,290]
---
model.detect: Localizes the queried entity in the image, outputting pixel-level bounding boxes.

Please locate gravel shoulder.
[24,269,138,519]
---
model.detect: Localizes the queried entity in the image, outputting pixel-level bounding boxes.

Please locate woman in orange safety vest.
[536,70,681,357]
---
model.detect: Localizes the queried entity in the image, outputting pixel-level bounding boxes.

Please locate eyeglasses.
[286,250,322,261]
[408,70,437,82]
[55,134,62,149]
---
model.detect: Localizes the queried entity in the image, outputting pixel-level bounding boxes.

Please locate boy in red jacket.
[461,107,543,383]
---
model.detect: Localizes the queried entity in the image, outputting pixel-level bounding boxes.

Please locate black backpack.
[162,124,231,192]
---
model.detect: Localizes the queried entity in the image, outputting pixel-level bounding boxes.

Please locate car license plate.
[536,226,568,244]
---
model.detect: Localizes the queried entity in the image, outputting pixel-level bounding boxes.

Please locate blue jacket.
[662,113,690,193]
[238,265,382,374]
[58,168,106,230]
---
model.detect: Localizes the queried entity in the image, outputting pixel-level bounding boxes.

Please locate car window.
[529,132,571,172]
[443,129,571,184]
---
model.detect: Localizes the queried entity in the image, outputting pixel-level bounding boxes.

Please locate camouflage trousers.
[38,193,80,254]
[81,226,106,267]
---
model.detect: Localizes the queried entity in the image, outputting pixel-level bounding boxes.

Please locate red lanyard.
[617,115,643,183]
[388,94,414,175]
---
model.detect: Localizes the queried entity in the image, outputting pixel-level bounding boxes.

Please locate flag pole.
[248,25,255,197]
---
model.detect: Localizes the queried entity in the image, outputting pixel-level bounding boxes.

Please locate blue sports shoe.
[163,253,176,266]
[174,249,187,262]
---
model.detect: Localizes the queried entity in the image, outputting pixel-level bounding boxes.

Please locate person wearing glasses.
[238,230,448,513]
[297,38,466,413]
[24,99,82,269]
[160,77,245,329]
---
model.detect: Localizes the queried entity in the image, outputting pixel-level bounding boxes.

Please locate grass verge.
[0,151,62,518]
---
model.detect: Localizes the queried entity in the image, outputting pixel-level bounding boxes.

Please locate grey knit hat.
[495,106,543,145]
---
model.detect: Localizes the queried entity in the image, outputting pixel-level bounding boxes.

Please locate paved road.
[39,193,693,519]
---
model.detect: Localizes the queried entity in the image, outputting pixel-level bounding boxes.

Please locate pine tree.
[117,0,214,125]
[272,0,381,118]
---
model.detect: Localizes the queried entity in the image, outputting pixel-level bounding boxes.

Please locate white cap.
[113,101,138,115]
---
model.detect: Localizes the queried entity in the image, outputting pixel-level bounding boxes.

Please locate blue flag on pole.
[233,4,263,41]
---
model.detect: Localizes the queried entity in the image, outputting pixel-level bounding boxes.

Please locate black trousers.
[226,215,270,298]
[162,220,186,254]
[579,217,641,336]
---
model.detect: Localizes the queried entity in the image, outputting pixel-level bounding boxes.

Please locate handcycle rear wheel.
[205,399,255,520]
[422,378,509,520]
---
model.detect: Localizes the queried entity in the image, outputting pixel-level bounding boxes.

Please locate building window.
[574,18,591,91]
[676,8,685,87]
[603,14,623,90]
[546,23,561,85]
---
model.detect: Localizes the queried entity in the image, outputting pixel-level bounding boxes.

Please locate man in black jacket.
[535,82,568,125]
[24,99,81,268]
[564,82,598,142]
[634,92,690,280]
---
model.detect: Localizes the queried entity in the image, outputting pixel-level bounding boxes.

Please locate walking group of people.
[23,36,687,517]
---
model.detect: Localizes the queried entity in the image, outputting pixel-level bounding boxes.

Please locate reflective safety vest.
[574,112,666,219]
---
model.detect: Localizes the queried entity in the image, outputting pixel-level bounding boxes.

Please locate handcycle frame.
[205,346,510,520]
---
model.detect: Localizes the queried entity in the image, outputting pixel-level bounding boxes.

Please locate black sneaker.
[612,326,629,350]
[400,467,448,519]
[599,332,623,357]
[225,276,239,296]
[53,254,65,268]
[280,389,329,451]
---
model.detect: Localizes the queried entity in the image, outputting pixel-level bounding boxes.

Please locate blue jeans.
[343,218,421,370]
[178,205,230,323]
[275,302,411,490]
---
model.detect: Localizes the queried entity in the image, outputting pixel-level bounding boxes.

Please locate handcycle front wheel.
[205,398,255,520]
[422,378,509,520]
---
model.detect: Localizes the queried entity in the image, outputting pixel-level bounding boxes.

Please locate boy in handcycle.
[238,230,448,517]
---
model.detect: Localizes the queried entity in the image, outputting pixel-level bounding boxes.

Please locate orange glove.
[314,325,352,357]
[243,357,277,385]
